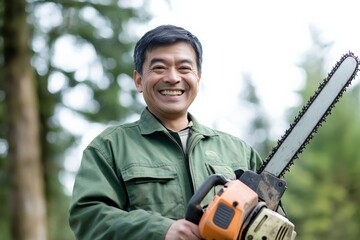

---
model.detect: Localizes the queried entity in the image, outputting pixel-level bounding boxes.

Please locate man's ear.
[133,70,143,93]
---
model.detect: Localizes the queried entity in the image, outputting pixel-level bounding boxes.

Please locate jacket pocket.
[122,164,184,219]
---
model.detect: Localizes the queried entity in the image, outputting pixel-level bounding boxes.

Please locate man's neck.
[147,108,190,132]
[163,118,190,132]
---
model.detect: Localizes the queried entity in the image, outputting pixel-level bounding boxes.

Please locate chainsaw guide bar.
[259,52,359,178]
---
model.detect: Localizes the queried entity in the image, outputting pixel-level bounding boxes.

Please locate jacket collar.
[139,108,218,137]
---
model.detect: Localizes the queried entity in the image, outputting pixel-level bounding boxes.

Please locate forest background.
[1,0,360,240]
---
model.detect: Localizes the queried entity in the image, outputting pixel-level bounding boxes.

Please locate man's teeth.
[160,90,182,96]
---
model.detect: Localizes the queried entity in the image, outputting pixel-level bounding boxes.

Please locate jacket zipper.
[187,133,204,193]
[164,131,203,194]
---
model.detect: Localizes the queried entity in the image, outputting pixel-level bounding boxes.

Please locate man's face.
[134,42,201,120]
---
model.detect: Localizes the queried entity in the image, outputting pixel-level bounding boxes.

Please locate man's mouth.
[160,90,183,96]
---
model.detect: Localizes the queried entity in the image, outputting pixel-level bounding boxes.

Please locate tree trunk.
[3,0,47,239]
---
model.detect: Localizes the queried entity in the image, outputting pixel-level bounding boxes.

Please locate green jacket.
[69,109,262,240]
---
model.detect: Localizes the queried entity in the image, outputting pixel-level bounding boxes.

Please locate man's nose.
[164,68,181,83]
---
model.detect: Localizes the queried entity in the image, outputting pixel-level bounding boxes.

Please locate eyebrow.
[148,57,195,67]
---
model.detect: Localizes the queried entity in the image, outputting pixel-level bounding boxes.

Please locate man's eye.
[179,66,192,72]
[151,66,166,72]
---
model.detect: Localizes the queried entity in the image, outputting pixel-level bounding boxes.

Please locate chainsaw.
[185,52,359,240]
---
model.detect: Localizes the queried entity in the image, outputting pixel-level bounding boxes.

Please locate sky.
[61,0,360,193]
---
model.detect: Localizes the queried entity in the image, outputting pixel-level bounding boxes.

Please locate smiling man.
[134,41,200,131]
[69,25,262,240]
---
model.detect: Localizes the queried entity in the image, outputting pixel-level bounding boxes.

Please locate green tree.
[283,30,360,239]
[0,0,153,239]
[239,73,273,157]
[3,0,47,239]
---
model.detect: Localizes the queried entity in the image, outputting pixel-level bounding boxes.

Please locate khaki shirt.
[69,108,262,240]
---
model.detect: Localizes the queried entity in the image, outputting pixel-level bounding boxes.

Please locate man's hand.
[165,219,202,240]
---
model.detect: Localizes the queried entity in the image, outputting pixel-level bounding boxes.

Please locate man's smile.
[160,90,184,96]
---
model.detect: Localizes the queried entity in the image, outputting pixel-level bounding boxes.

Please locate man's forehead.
[144,42,197,63]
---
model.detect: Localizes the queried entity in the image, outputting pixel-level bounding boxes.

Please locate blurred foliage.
[239,73,273,157]
[283,29,360,239]
[0,0,154,239]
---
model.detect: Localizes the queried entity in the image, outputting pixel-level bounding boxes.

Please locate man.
[69,25,262,240]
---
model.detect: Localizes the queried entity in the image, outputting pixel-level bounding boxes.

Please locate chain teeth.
[258,52,360,177]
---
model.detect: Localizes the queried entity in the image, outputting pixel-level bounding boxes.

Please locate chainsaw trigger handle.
[185,174,228,224]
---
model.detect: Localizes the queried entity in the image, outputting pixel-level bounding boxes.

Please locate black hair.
[133,25,203,74]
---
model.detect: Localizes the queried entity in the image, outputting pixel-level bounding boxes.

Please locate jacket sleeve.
[248,146,263,172]
[68,145,174,240]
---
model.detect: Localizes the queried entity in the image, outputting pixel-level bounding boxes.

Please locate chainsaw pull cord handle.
[185,174,228,225]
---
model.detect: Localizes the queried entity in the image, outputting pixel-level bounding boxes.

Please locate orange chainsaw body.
[198,180,258,240]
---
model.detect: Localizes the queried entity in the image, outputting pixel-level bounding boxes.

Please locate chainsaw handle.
[185,174,228,225]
